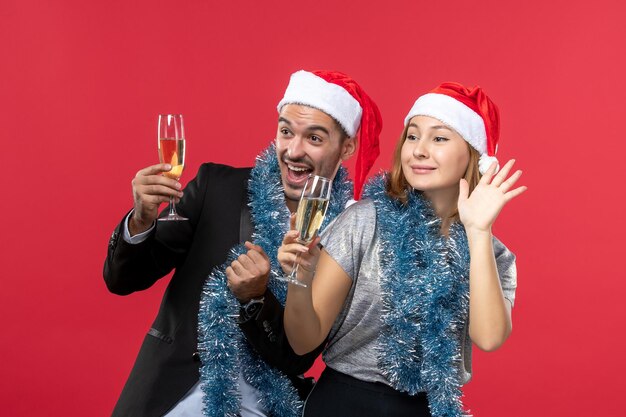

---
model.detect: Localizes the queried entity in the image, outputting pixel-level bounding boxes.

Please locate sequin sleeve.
[319,199,377,281]
[493,236,517,306]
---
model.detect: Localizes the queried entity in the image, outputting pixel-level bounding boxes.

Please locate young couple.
[105,70,524,417]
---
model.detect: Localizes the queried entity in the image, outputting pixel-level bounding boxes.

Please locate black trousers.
[303,367,431,417]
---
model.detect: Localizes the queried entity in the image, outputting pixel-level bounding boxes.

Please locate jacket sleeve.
[238,289,325,375]
[103,164,211,295]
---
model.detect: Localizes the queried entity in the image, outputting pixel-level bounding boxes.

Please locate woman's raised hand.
[458,159,527,233]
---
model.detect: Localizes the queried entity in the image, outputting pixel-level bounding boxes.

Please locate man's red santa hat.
[278,70,382,199]
[404,82,500,174]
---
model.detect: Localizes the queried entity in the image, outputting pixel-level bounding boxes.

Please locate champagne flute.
[278,175,332,287]
[157,114,187,221]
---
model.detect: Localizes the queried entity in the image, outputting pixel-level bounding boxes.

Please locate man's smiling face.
[275,104,355,211]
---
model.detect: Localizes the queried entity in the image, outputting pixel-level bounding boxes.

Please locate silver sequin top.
[319,199,517,386]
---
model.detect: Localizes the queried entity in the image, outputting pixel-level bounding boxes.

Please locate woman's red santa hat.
[278,70,382,200]
[404,82,500,174]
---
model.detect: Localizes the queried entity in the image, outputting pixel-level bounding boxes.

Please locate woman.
[278,82,526,417]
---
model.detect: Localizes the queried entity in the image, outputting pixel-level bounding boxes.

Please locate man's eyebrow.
[306,125,330,136]
[277,118,331,136]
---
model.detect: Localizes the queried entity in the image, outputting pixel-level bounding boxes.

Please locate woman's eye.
[434,136,449,142]
[407,134,419,141]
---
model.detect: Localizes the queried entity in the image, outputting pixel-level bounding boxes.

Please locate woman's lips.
[410,165,436,174]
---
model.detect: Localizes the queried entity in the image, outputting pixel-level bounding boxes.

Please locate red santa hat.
[278,70,382,199]
[404,82,500,174]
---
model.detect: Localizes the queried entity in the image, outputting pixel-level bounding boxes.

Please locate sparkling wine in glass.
[158,114,187,221]
[279,175,332,287]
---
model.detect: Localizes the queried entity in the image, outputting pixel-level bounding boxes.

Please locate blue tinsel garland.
[363,175,471,417]
[197,143,353,417]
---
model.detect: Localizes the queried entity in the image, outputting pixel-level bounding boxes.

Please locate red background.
[1,0,625,416]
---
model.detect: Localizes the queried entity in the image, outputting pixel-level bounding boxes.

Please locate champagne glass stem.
[286,251,307,287]
[288,252,302,281]
[168,196,177,218]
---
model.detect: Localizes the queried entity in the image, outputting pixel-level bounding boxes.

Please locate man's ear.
[341,137,357,161]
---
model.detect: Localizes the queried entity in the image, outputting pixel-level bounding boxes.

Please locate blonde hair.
[386,124,481,218]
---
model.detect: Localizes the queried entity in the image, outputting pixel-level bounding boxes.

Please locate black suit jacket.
[104,163,321,417]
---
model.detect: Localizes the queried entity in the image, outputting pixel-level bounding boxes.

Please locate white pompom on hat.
[277,70,382,199]
[404,82,500,174]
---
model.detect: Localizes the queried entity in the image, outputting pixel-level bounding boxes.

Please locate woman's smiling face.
[401,115,470,196]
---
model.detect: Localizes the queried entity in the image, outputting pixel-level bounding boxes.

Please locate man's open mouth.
[286,163,313,184]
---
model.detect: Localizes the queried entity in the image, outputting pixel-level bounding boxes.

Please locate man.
[104,70,382,417]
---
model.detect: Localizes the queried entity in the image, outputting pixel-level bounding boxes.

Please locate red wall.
[2,0,625,415]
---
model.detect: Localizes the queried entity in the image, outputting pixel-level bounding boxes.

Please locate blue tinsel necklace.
[197,143,353,417]
[363,175,471,417]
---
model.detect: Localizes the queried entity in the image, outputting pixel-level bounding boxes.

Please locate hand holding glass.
[279,175,332,287]
[158,114,187,221]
